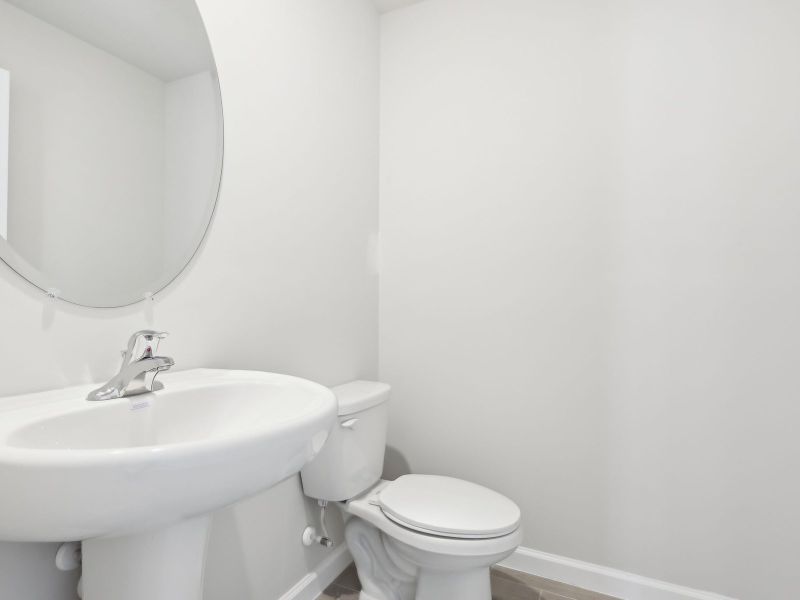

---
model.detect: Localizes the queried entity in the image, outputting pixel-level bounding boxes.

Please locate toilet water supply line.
[302,500,334,548]
[319,500,332,543]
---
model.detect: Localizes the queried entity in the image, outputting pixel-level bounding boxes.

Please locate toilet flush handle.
[340,418,359,429]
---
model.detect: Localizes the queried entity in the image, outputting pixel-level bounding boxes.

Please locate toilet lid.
[378,475,521,539]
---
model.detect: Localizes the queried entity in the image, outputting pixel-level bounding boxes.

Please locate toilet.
[300,381,522,600]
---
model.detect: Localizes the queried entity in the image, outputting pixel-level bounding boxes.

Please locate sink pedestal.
[82,515,211,600]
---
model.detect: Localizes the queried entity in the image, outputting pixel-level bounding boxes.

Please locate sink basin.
[0,369,337,600]
[0,369,336,542]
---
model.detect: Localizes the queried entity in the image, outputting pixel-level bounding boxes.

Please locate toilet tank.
[300,381,390,502]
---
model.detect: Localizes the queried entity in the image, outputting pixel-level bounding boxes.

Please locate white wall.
[0,0,165,304]
[374,0,426,15]
[379,1,800,599]
[0,0,378,598]
[0,67,8,239]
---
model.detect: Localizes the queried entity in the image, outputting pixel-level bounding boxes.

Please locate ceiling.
[5,0,425,80]
[4,0,215,81]
[375,0,427,15]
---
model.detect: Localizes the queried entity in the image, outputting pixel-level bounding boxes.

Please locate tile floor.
[317,563,622,600]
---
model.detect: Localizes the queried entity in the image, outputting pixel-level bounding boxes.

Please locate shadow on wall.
[383,446,411,480]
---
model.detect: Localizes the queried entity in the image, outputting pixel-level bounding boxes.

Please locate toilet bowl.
[300,382,522,600]
[344,478,522,600]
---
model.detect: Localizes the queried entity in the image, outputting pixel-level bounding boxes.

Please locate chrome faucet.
[87,331,175,401]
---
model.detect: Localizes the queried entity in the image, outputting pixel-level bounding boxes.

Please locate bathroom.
[0,0,795,599]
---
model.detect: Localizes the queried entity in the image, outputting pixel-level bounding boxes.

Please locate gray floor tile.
[494,567,620,600]
[317,563,621,600]
[491,572,540,599]
[540,591,578,600]
[319,583,361,599]
[333,563,361,591]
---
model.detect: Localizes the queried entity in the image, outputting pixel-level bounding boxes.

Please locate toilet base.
[353,565,492,600]
[346,517,417,600]
[345,516,504,600]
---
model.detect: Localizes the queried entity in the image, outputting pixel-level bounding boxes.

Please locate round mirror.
[0,0,223,307]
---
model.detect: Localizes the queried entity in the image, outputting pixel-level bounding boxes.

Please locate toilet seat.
[377,475,521,539]
[346,478,522,561]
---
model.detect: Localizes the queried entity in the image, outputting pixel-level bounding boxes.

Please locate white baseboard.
[276,542,737,600]
[277,544,353,600]
[499,546,738,600]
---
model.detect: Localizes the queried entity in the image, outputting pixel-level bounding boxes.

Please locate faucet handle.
[124,330,169,362]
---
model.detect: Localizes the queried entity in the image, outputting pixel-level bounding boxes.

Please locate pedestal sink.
[0,369,337,600]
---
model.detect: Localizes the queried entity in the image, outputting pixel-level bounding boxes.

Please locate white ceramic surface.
[346,488,522,600]
[302,380,521,600]
[0,368,337,542]
[301,380,390,502]
[377,474,522,539]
